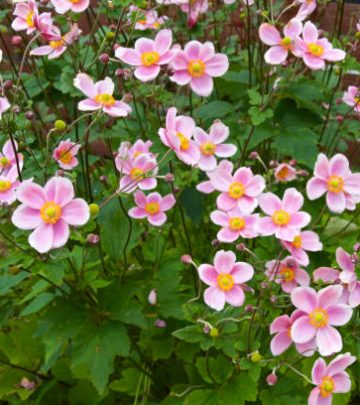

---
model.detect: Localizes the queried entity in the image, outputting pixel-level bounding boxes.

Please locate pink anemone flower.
[0,167,20,205]
[259,18,303,65]
[0,96,10,119]
[198,250,254,311]
[314,247,360,308]
[306,153,360,213]
[342,85,360,113]
[281,230,323,266]
[12,177,89,253]
[179,0,208,28]
[207,160,265,213]
[265,256,310,293]
[210,207,259,242]
[115,140,154,170]
[128,190,175,226]
[274,163,297,182]
[158,107,200,165]
[74,73,132,117]
[170,40,229,96]
[115,29,175,82]
[290,285,353,356]
[53,139,81,170]
[129,6,167,31]
[308,353,355,405]
[50,0,90,14]
[295,0,317,22]
[258,188,311,241]
[196,160,233,194]
[294,21,346,70]
[30,24,81,60]
[0,140,24,175]
[12,0,39,34]
[270,310,316,357]
[193,121,237,172]
[118,153,158,193]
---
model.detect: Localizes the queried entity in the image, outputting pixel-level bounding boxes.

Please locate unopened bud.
[250,351,263,363]
[261,281,269,289]
[148,289,157,305]
[211,239,220,247]
[270,295,277,303]
[122,93,133,103]
[353,242,360,252]
[209,327,219,337]
[12,36,22,47]
[105,31,115,42]
[164,173,174,182]
[245,304,254,312]
[236,243,246,251]
[266,372,278,386]
[99,53,110,64]
[25,111,34,121]
[249,151,259,159]
[115,68,124,77]
[289,159,297,166]
[89,203,100,216]
[181,254,192,264]
[87,233,100,244]
[298,169,309,177]
[154,319,166,328]
[56,169,65,177]
[123,69,133,80]
[203,324,211,334]
[12,105,20,114]
[100,175,108,184]
[3,80,13,90]
[54,119,66,131]
[336,115,344,123]
[350,253,359,264]
[269,160,277,168]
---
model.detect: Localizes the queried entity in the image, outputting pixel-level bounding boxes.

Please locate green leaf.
[20,292,55,316]
[184,389,217,405]
[218,374,258,404]
[249,106,273,126]
[194,101,233,123]
[0,271,28,296]
[109,368,146,395]
[248,89,262,106]
[179,188,205,225]
[172,326,205,343]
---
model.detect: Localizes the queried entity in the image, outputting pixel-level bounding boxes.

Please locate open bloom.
[115,140,154,171]
[170,41,229,96]
[118,153,158,193]
[342,85,360,113]
[196,160,233,194]
[270,310,316,356]
[115,29,175,82]
[12,0,53,36]
[207,161,265,213]
[53,139,81,170]
[128,190,175,226]
[309,353,355,405]
[295,0,317,21]
[198,250,254,311]
[158,107,199,165]
[0,140,23,175]
[266,256,310,293]
[306,153,360,213]
[210,207,259,242]
[294,21,346,70]
[314,247,360,308]
[259,18,302,65]
[274,163,297,182]
[74,73,132,117]
[50,0,90,14]
[129,6,167,30]
[0,167,20,205]
[179,0,208,28]
[0,97,10,119]
[258,188,311,241]
[193,121,237,171]
[12,177,89,253]
[290,285,353,356]
[281,230,323,266]
[30,24,81,60]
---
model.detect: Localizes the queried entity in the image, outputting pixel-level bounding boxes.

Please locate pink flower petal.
[326,191,345,213]
[230,262,254,283]
[326,353,356,376]
[214,250,236,273]
[224,285,245,307]
[52,219,70,249]
[148,212,166,226]
[283,188,304,214]
[316,325,342,356]
[258,192,282,215]
[198,264,218,286]
[16,182,46,209]
[204,286,226,311]
[61,199,89,226]
[291,315,316,344]
[205,54,229,77]
[154,29,172,54]
[44,177,74,207]
[12,204,41,230]
[311,358,327,385]
[28,223,53,253]
[291,286,317,313]
[190,75,214,97]
[264,46,288,65]
[134,65,160,82]
[115,47,142,66]
[259,23,282,46]
[74,73,97,98]
[327,304,352,326]
[270,332,292,356]
[303,21,318,43]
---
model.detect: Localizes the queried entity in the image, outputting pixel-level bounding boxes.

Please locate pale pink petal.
[12,204,41,230]
[326,192,345,213]
[135,38,154,54]
[52,219,70,249]
[327,353,356,376]
[217,227,239,243]
[329,154,350,177]
[148,212,167,226]
[332,373,351,393]
[214,250,236,273]
[264,46,288,64]
[230,263,254,283]
[324,49,346,62]
[204,286,226,311]
[336,247,354,272]
[303,54,325,70]
[205,54,229,77]
[128,207,147,219]
[74,73,97,98]
[61,199,89,226]
[343,173,360,194]
[316,326,342,356]
[216,192,237,211]
[29,223,53,253]
[312,358,327,384]
[291,286,317,313]
[190,75,214,97]
[259,23,281,46]
[284,18,303,38]
[289,212,311,228]
[44,177,74,207]
[257,217,277,236]
[154,29,172,54]
[270,315,291,334]
[16,182,46,209]
[283,188,304,214]
[115,47,142,66]
[224,285,245,307]
[303,21,318,43]
[318,285,343,308]
[160,194,175,211]
[291,315,316,343]
[134,65,160,82]
[258,192,282,215]
[313,267,340,283]
[270,332,292,356]
[210,210,229,226]
[327,304,352,326]
[198,264,218,286]
[170,70,192,85]
[78,99,101,111]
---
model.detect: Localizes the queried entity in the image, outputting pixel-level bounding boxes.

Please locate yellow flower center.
[95,93,115,106]
[279,267,295,282]
[145,202,160,215]
[309,308,329,328]
[70,0,81,3]
[138,19,147,25]
[272,210,291,226]
[133,151,143,158]
[276,165,290,180]
[319,376,335,398]
[292,235,302,249]
[228,217,246,231]
[49,39,64,49]
[59,150,73,164]
[176,132,190,151]
[327,175,344,193]
[228,182,245,199]
[0,179,11,192]
[0,156,11,168]
[308,43,324,57]
[188,59,206,78]
[141,51,160,66]
[281,36,292,50]
[153,22,160,29]
[40,201,62,224]
[200,142,216,156]
[26,11,34,28]
[217,273,234,291]
[130,167,144,180]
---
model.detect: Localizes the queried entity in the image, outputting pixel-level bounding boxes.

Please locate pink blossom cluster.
[128,6,167,30]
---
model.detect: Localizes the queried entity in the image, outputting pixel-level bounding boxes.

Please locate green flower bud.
[89,203,100,216]
[54,120,67,131]
[250,351,263,363]
[209,327,219,338]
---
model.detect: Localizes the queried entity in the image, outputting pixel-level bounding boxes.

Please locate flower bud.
[54,120,67,131]
[289,159,297,166]
[211,239,220,247]
[89,203,100,216]
[266,372,278,386]
[100,175,108,184]
[87,233,100,244]
[355,32,360,40]
[270,295,277,303]
[106,31,116,42]
[203,324,211,334]
[249,151,259,159]
[122,93,133,103]
[123,69,133,79]
[12,105,20,114]
[154,319,166,328]
[181,254,192,264]
[353,242,360,252]
[261,281,269,289]
[336,115,344,123]
[250,351,263,363]
[19,377,36,390]
[25,111,34,121]
[236,243,246,251]
[56,169,65,177]
[115,68,123,77]
[99,53,110,64]
[148,289,157,306]
[269,160,278,168]
[3,80,13,90]
[350,253,359,264]
[297,169,309,177]
[11,36,22,47]
[164,173,174,182]
[209,327,219,337]
[245,304,254,312]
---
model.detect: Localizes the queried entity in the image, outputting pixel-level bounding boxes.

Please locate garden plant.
[0,0,360,403]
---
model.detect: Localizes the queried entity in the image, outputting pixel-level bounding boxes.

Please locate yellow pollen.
[309,308,329,328]
[95,93,115,106]
[319,376,335,398]
[228,181,245,199]
[176,132,190,151]
[188,59,206,78]
[0,156,10,168]
[153,22,160,29]
[141,51,160,66]
[308,43,324,57]
[40,201,62,224]
[200,142,216,156]
[26,11,34,28]
[327,175,344,193]
[0,179,11,192]
[292,235,302,249]
[59,150,72,164]
[276,166,290,180]
[229,217,246,231]
[145,202,160,215]
[138,19,147,25]
[279,267,295,282]
[281,36,292,50]
[217,273,235,291]
[133,151,143,158]
[272,210,291,226]
[70,0,81,3]
[49,39,64,49]
[130,167,144,180]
